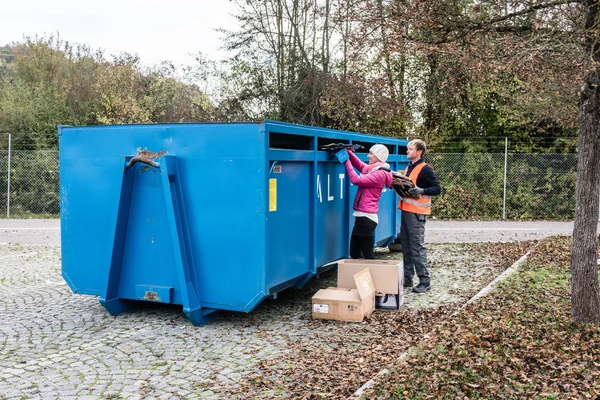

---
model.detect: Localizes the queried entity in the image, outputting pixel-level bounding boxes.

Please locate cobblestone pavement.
[0,241,531,399]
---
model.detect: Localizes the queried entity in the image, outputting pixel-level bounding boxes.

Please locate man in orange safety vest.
[398,139,441,293]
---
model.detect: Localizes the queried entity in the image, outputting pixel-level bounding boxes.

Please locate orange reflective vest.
[398,162,432,215]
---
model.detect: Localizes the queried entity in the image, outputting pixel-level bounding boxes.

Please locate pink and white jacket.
[344,151,393,214]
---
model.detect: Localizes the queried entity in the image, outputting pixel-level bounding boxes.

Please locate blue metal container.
[59,121,409,325]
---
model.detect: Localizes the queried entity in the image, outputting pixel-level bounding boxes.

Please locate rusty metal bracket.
[126,155,160,169]
[125,148,168,169]
[142,291,160,302]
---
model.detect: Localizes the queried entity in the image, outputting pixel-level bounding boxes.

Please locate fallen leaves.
[363,236,600,399]
[225,241,536,399]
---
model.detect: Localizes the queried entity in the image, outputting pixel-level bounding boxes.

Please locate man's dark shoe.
[412,283,431,293]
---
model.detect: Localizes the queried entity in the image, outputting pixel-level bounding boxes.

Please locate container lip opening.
[263,120,410,145]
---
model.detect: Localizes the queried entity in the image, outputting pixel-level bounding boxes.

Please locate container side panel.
[60,156,126,295]
[266,161,310,289]
[163,124,266,311]
[315,161,349,265]
[181,155,265,310]
[374,187,398,245]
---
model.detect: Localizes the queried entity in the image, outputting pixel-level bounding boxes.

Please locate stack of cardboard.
[336,259,404,310]
[311,259,404,322]
[311,268,375,322]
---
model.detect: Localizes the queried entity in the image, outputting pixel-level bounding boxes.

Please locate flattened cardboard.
[336,259,404,310]
[311,268,375,322]
[352,268,375,314]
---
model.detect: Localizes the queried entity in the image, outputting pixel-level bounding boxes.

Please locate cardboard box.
[311,268,375,322]
[336,259,404,310]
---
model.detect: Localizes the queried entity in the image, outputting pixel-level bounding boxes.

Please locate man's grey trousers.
[400,211,430,286]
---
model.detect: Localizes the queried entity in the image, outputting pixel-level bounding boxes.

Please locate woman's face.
[367,151,379,164]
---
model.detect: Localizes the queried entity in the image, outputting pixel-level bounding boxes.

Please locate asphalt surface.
[0,219,593,245]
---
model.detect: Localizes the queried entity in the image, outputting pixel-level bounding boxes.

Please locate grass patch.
[366,236,600,399]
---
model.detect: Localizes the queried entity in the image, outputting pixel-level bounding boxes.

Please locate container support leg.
[100,156,137,316]
[160,155,219,326]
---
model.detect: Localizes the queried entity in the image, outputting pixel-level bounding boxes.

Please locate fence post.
[6,133,11,218]
[502,137,508,220]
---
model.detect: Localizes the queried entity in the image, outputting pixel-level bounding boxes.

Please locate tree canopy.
[0,3,581,152]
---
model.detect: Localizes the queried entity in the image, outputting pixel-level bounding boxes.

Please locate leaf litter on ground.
[362,236,600,399]
[226,241,536,399]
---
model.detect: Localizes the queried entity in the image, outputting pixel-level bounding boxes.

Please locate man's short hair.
[408,139,427,156]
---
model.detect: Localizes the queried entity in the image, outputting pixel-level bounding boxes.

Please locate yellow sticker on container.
[269,178,277,212]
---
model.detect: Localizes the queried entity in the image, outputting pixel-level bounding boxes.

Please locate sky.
[0,0,240,66]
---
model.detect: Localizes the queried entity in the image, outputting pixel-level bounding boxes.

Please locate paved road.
[425,220,591,243]
[0,219,61,245]
[0,219,595,245]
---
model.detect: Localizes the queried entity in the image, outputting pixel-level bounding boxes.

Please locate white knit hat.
[370,144,389,162]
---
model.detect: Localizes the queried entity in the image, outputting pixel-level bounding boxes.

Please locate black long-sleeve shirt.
[406,159,441,197]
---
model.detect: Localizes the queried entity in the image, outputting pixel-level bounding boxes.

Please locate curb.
[348,244,538,399]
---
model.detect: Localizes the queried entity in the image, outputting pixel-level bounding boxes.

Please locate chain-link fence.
[0,148,581,220]
[427,153,578,220]
[0,150,59,218]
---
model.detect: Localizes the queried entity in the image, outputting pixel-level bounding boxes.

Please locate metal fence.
[0,149,580,220]
[0,150,60,218]
[426,153,578,220]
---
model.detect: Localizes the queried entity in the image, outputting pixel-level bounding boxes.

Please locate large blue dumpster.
[59,121,409,325]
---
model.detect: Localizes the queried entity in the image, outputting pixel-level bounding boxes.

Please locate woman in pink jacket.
[344,144,393,259]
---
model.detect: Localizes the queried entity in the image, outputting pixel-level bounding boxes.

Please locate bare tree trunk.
[276,0,285,119]
[284,0,311,67]
[311,1,317,67]
[571,0,600,324]
[572,73,600,323]
[423,55,439,134]
[398,53,406,103]
[322,0,330,75]
[342,0,349,79]
[377,0,396,98]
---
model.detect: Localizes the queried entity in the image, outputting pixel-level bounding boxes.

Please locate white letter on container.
[316,175,322,203]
